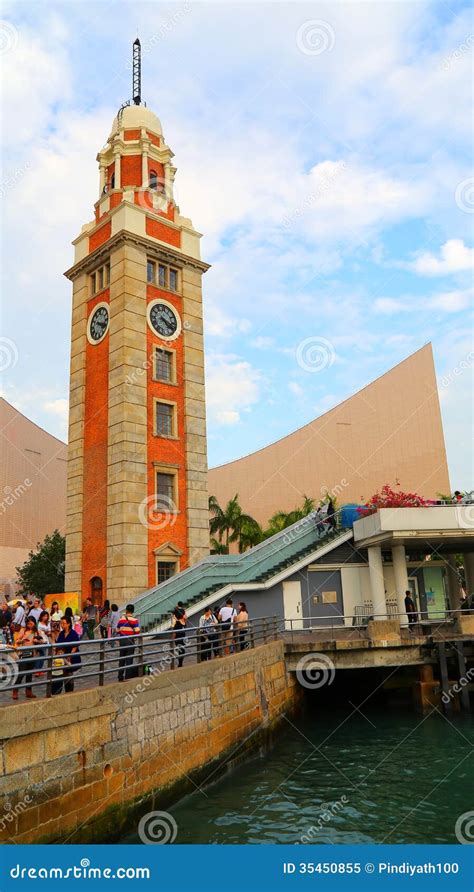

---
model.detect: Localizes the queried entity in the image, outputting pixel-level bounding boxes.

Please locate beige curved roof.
[109,104,163,139]
[0,399,67,587]
[208,344,450,525]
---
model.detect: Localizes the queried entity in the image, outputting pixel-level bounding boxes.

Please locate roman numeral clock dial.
[147,300,182,341]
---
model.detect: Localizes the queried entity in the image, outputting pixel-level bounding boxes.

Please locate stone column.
[445,556,461,611]
[464,553,474,598]
[114,152,121,189]
[367,545,387,617]
[141,150,148,187]
[99,163,106,196]
[392,544,409,626]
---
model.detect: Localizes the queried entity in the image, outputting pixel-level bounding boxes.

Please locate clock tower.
[64,42,210,606]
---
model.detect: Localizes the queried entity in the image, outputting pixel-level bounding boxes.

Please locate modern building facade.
[208,344,451,525]
[64,98,210,607]
[0,398,67,597]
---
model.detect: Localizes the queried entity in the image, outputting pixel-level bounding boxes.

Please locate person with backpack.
[218,598,237,655]
[99,600,111,640]
[199,607,219,661]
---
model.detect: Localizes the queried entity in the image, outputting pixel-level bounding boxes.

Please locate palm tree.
[209,494,261,553]
[265,495,316,536]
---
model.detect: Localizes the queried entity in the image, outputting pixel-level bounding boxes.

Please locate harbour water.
[125,706,473,845]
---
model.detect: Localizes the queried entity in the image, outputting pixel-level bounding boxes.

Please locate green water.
[129,707,473,845]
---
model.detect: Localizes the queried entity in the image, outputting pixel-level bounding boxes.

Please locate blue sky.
[1,0,473,488]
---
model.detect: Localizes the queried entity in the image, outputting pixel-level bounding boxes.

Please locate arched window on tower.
[149,170,158,190]
[90,576,103,604]
[110,172,115,190]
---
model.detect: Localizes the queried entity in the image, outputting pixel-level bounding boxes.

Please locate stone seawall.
[0,641,299,843]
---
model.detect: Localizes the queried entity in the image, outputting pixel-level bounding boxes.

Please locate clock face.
[147,300,181,341]
[87,303,109,344]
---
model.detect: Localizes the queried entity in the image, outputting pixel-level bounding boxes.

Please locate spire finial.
[132,38,141,106]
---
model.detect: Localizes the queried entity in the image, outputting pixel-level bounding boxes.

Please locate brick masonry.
[0,642,300,843]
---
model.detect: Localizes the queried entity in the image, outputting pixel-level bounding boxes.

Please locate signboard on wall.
[422,567,446,618]
[44,592,80,615]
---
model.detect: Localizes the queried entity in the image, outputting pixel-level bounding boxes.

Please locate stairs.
[134,515,351,632]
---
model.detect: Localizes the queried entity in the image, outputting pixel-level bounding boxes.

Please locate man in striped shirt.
[117,604,140,681]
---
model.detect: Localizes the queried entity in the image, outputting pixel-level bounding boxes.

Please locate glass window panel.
[157,561,176,584]
[155,349,172,381]
[98,267,104,291]
[169,269,178,291]
[158,264,166,287]
[147,260,155,284]
[156,403,173,437]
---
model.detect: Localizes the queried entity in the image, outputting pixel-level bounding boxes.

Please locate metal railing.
[0,616,280,701]
[282,608,461,642]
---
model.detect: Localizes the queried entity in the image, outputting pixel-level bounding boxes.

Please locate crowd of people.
[0,593,251,699]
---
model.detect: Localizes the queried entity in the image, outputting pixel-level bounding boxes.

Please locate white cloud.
[205,354,261,425]
[431,290,473,312]
[410,239,474,276]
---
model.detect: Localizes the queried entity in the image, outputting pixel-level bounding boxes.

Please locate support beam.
[438,642,452,713]
[392,544,409,627]
[367,545,387,617]
[445,555,461,611]
[456,641,471,712]
[463,553,474,598]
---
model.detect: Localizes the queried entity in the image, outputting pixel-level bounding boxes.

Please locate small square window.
[169,269,178,292]
[155,349,173,382]
[156,402,174,437]
[158,264,167,287]
[157,561,176,584]
[147,260,156,284]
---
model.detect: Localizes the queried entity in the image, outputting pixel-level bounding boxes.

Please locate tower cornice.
[64,229,211,281]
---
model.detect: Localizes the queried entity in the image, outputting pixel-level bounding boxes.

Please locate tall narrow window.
[158,264,167,287]
[156,472,175,509]
[104,263,110,286]
[155,348,173,382]
[147,260,156,284]
[90,272,96,295]
[97,267,104,291]
[149,170,158,190]
[156,402,174,437]
[110,172,115,189]
[169,269,178,292]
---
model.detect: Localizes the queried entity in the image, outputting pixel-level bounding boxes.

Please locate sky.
[1,0,473,489]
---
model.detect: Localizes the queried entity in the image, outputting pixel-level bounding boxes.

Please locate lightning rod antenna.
[133,38,141,105]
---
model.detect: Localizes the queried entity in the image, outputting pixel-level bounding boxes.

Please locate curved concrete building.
[208,345,450,524]
[0,398,67,596]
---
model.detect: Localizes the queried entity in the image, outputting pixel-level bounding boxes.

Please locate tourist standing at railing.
[218,598,237,655]
[199,607,219,661]
[314,508,326,535]
[109,603,120,646]
[171,602,186,668]
[52,616,81,695]
[234,602,249,651]
[117,605,140,681]
[0,601,12,646]
[81,597,98,640]
[50,601,62,642]
[12,600,26,637]
[12,617,47,700]
[35,610,51,676]
[27,597,43,624]
[99,600,112,640]
[404,591,418,627]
